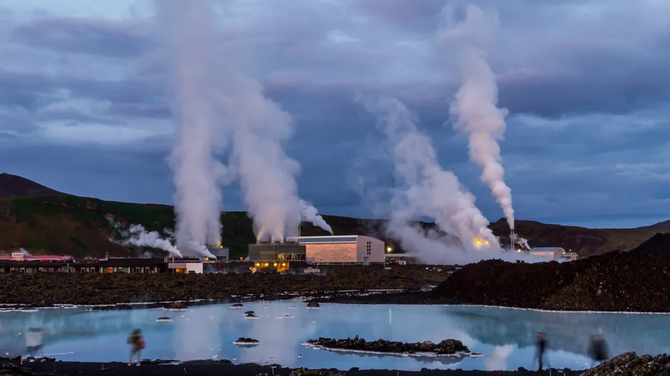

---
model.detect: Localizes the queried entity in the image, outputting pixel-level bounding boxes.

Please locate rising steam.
[363,96,499,264]
[156,0,228,256]
[158,0,330,243]
[299,199,333,234]
[437,4,515,230]
[125,224,184,258]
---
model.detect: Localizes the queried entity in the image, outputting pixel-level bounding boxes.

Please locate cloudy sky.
[1,0,669,228]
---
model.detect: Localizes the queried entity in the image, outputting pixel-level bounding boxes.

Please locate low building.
[384,253,420,266]
[168,260,205,274]
[0,252,72,262]
[524,247,576,262]
[286,235,385,265]
[207,246,230,261]
[248,242,306,261]
[0,258,168,274]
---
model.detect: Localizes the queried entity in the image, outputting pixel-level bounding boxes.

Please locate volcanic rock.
[630,233,670,255]
[581,352,670,376]
[305,337,470,355]
[234,337,259,344]
[430,252,670,312]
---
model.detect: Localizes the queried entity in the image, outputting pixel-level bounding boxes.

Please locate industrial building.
[523,247,579,262]
[286,235,385,265]
[248,242,306,261]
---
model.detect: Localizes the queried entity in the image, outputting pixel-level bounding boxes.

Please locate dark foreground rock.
[0,359,585,376]
[234,337,259,344]
[306,337,470,355]
[430,252,670,312]
[582,352,670,375]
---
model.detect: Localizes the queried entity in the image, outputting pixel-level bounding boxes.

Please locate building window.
[366,241,371,255]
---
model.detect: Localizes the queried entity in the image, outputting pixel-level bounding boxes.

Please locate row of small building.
[0,235,389,274]
[0,235,577,274]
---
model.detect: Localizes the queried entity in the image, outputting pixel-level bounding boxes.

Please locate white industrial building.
[524,247,578,262]
[286,235,385,265]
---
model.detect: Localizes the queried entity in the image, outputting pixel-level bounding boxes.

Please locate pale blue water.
[1,302,669,371]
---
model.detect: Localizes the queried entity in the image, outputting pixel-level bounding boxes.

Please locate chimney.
[510,230,515,251]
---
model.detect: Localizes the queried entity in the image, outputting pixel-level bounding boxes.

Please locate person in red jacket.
[127,329,145,366]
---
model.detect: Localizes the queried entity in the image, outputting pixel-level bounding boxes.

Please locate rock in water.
[305,337,469,355]
[582,352,670,376]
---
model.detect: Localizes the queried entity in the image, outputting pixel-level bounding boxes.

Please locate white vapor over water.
[125,224,183,258]
[363,96,500,264]
[299,199,333,234]
[157,0,330,243]
[156,0,228,256]
[437,4,515,230]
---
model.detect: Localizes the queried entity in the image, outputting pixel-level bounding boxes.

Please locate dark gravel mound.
[430,252,670,312]
[582,352,670,376]
[306,336,469,355]
[630,233,670,255]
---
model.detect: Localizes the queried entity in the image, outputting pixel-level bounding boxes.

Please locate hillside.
[0,173,64,198]
[0,173,667,259]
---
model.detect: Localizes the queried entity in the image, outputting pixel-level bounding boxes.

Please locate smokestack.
[510,230,514,251]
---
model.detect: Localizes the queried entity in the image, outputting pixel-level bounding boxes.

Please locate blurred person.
[534,332,549,371]
[587,334,609,367]
[24,328,43,358]
[127,329,145,366]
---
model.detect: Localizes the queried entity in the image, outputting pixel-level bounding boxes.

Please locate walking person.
[24,328,43,359]
[534,332,549,371]
[587,334,609,367]
[127,329,145,366]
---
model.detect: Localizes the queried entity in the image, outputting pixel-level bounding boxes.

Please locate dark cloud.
[10,16,155,58]
[1,0,669,227]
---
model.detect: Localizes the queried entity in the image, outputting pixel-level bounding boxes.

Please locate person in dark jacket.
[588,334,609,366]
[534,332,549,371]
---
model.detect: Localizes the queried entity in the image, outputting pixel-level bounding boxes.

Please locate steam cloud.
[157,0,330,243]
[437,4,515,230]
[363,96,500,264]
[514,233,532,250]
[299,200,333,234]
[125,224,184,258]
[156,0,228,256]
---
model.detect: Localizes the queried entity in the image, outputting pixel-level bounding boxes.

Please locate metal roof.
[287,235,358,244]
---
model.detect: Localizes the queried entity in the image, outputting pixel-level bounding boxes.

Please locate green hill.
[0,174,667,259]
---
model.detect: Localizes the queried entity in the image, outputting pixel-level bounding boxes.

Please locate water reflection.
[0,303,668,371]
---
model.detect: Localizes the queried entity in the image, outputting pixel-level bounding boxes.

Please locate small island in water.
[304,336,472,357]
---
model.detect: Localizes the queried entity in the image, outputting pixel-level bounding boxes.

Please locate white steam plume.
[299,199,333,234]
[514,233,531,250]
[363,96,500,264]
[156,0,228,255]
[437,4,515,230]
[125,224,183,258]
[159,0,328,243]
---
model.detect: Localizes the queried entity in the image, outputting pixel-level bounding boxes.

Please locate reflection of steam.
[172,307,223,360]
[485,345,514,371]
[238,306,316,366]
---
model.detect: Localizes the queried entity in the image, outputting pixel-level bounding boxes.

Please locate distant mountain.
[0,173,65,198]
[0,174,667,259]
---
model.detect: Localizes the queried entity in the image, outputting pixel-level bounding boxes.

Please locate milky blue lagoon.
[1,302,669,371]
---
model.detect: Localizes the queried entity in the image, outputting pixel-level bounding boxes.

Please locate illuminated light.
[282,263,286,266]
[255,263,260,267]
[240,257,243,260]
[273,263,277,267]
[264,263,269,267]
[386,246,392,253]
[425,267,429,270]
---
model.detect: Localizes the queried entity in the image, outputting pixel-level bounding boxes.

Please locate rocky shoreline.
[0,358,586,376]
[0,265,445,306]
[305,337,471,357]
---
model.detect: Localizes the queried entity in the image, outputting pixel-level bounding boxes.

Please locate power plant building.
[248,243,306,261]
[287,235,385,265]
